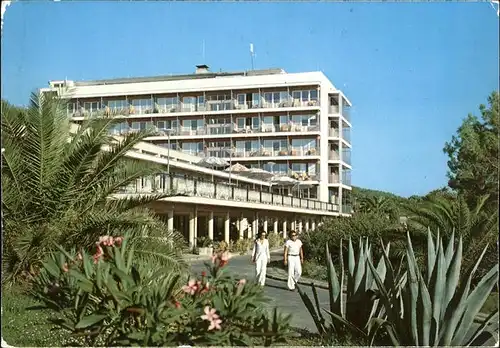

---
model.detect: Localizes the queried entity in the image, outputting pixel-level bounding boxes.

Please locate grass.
[1,285,67,347]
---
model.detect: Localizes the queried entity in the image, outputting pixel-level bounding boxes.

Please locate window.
[279,115,288,124]
[292,91,301,100]
[156,120,166,129]
[84,101,100,112]
[236,118,245,129]
[262,116,273,125]
[237,94,246,105]
[252,93,260,107]
[310,89,318,100]
[251,117,260,129]
[108,100,128,110]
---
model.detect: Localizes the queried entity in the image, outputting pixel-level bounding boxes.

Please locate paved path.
[190,250,326,332]
[189,251,498,345]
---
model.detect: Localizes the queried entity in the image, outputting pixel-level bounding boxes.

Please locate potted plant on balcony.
[307,148,317,155]
[278,149,288,156]
[129,104,135,114]
[196,236,214,256]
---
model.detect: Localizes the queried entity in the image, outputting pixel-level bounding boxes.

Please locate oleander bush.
[31,234,292,346]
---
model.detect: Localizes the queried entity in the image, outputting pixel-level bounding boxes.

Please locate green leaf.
[75,314,108,329]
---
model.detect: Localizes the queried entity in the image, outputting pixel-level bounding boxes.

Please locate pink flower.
[238,279,246,286]
[211,254,217,264]
[174,301,181,309]
[93,244,104,264]
[62,263,69,273]
[182,279,198,295]
[209,317,222,331]
[201,271,207,277]
[201,306,222,331]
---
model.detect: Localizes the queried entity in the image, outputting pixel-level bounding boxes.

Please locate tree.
[1,93,185,284]
[443,91,499,211]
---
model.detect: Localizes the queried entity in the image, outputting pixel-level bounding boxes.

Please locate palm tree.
[357,196,399,221]
[1,93,186,284]
[402,192,498,276]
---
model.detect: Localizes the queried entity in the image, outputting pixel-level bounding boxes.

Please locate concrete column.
[247,226,252,239]
[291,220,296,232]
[167,209,174,232]
[193,207,198,246]
[312,220,316,231]
[189,212,195,247]
[273,218,279,234]
[239,213,245,239]
[224,212,230,244]
[208,211,214,241]
[305,219,310,232]
[299,220,303,233]
[283,220,287,239]
[263,217,268,233]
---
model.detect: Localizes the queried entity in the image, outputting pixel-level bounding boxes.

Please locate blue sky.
[1,1,498,197]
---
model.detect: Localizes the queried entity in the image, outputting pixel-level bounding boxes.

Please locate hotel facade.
[42,66,353,245]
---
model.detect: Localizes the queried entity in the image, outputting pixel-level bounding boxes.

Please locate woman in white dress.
[252,231,271,286]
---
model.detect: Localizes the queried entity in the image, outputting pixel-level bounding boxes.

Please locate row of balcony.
[137,123,322,137]
[69,99,321,118]
[120,174,340,213]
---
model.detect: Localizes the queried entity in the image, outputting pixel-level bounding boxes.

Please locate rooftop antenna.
[250,43,255,70]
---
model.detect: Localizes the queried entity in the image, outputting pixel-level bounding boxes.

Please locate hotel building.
[42,65,353,245]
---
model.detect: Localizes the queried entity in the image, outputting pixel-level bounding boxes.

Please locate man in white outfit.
[252,231,271,286]
[283,231,303,291]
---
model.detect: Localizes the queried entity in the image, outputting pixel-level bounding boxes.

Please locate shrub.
[301,261,327,281]
[301,213,417,268]
[196,236,214,248]
[31,234,292,346]
[267,232,283,249]
[229,239,253,255]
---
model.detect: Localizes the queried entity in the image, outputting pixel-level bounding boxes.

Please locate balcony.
[328,105,339,114]
[343,108,351,122]
[121,173,339,213]
[329,151,340,160]
[232,147,319,158]
[329,128,340,137]
[69,96,321,118]
[329,174,340,184]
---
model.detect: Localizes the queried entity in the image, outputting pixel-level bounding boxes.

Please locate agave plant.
[297,238,402,343]
[368,229,499,347]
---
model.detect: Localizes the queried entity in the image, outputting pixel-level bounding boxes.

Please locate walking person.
[252,231,271,286]
[283,231,303,291]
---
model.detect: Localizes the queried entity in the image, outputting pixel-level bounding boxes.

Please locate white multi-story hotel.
[42,65,352,245]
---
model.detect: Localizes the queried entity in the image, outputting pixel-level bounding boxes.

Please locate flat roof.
[60,68,287,87]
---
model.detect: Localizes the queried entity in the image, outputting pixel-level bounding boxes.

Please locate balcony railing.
[69,97,321,118]
[342,204,352,214]
[343,108,351,122]
[329,151,340,160]
[329,128,339,137]
[328,105,339,114]
[119,174,338,213]
[329,174,340,184]
[232,147,319,158]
